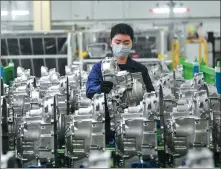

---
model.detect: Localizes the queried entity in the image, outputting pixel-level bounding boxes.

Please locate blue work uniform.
[86,56,155,97]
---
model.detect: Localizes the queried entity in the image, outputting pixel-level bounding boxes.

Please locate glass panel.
[8,39,20,55]
[32,38,44,55]
[20,38,32,55]
[57,37,67,54]
[44,38,57,54]
[1,39,8,56]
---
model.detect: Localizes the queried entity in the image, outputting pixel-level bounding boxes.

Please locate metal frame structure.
[76,29,167,55]
[82,58,172,64]
[1,30,75,76]
[76,29,168,73]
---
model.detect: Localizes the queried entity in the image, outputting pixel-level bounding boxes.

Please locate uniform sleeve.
[142,67,155,92]
[86,63,103,98]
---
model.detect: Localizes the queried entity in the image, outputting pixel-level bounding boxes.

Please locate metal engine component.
[2,60,221,168]
[63,65,105,167]
[164,86,211,167]
[65,94,105,168]
[207,85,221,154]
[3,66,68,167]
[13,67,36,89]
[115,92,159,167]
[5,65,93,167]
[101,57,146,132]
[185,148,214,168]
[1,151,15,168]
[101,57,159,167]
[148,61,172,82]
[38,66,61,97]
[87,151,111,168]
[64,65,88,87]
[15,95,60,167]
[7,68,41,153]
[63,65,89,112]
[180,72,205,90]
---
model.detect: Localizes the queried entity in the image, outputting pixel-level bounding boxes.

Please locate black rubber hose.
[66,77,70,115]
[53,96,58,168]
[2,97,9,154]
[1,78,4,96]
[33,78,37,88]
[159,85,166,150]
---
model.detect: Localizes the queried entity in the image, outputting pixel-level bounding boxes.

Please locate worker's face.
[110,34,133,58]
[110,34,133,47]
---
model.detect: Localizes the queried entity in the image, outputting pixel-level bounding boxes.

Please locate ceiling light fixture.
[149,7,189,14]
[173,7,189,13]
[1,10,30,16]
[12,10,30,16]
[1,11,9,16]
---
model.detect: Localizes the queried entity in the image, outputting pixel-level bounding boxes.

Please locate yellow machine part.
[157,54,165,60]
[186,37,208,66]
[171,40,180,70]
[80,51,89,58]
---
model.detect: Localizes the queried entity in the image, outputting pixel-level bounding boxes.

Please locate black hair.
[110,23,134,41]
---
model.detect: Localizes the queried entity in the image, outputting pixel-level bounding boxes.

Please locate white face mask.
[112,44,132,58]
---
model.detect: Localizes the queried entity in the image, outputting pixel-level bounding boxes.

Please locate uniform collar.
[112,55,136,68]
[124,56,136,68]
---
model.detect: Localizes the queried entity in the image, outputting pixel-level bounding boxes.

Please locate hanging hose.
[1,78,4,96]
[33,78,37,88]
[159,85,166,150]
[2,97,9,154]
[66,77,70,115]
[53,96,58,168]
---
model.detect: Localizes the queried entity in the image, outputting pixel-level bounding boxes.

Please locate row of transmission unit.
[1,57,221,168]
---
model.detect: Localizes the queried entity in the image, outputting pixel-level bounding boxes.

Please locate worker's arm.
[142,67,155,92]
[86,62,103,99]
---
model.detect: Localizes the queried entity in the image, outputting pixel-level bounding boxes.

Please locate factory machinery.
[1,57,221,168]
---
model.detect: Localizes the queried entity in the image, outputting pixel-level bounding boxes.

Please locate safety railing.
[180,56,215,84]
[198,37,208,66]
[172,38,215,84]
[186,37,208,66]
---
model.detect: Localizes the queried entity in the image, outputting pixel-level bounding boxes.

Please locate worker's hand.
[101,81,113,94]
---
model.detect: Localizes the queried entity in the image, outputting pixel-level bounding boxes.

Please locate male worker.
[86,23,155,99]
[86,23,155,144]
